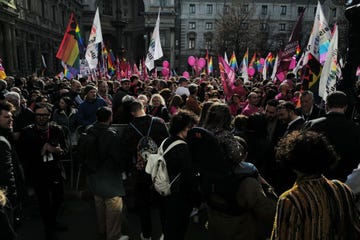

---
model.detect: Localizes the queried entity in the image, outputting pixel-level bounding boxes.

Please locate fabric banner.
[304,2,331,65]
[276,8,305,81]
[145,9,163,71]
[319,24,338,101]
[85,7,103,70]
[56,13,83,69]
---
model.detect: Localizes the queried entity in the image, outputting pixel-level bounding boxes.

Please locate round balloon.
[188,56,196,66]
[182,71,190,79]
[162,60,169,68]
[198,58,206,68]
[161,67,169,77]
[260,58,265,65]
[248,67,255,77]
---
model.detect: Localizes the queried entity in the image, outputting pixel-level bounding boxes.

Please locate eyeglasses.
[35,113,50,117]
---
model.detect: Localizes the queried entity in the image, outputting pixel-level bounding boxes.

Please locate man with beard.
[277,101,304,136]
[18,102,66,240]
[273,101,304,195]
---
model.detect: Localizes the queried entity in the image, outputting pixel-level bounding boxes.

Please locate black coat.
[18,123,66,184]
[284,117,305,136]
[304,112,360,181]
[0,130,17,206]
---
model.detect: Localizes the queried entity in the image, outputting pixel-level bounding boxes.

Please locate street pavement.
[16,181,210,240]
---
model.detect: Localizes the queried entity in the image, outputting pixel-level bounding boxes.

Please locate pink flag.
[133,63,140,76]
[357,66,360,77]
[218,55,235,87]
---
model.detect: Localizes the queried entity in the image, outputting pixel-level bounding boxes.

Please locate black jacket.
[304,112,360,181]
[18,123,66,183]
[0,130,17,206]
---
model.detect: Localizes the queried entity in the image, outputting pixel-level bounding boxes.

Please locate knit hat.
[83,85,97,95]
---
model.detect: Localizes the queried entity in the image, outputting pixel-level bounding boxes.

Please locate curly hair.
[169,110,198,136]
[276,130,339,175]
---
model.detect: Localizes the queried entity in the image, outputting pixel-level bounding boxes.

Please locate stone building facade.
[0,0,349,75]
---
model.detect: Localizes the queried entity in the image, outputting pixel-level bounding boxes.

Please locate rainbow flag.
[207,56,213,74]
[56,13,84,69]
[107,49,116,76]
[229,51,238,70]
[249,53,256,69]
[0,58,6,80]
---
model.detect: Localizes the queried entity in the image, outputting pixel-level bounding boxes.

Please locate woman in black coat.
[159,110,198,240]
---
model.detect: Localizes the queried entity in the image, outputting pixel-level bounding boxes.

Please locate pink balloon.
[161,68,169,77]
[260,58,265,65]
[188,56,196,67]
[198,58,206,68]
[248,67,255,77]
[182,71,190,79]
[162,60,169,68]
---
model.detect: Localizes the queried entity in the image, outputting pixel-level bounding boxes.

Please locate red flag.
[133,63,140,76]
[218,56,234,100]
[142,58,149,81]
[276,8,305,81]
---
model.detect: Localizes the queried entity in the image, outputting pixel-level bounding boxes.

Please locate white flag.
[240,49,249,83]
[85,7,103,70]
[304,2,331,65]
[224,52,229,65]
[145,9,163,71]
[319,24,338,101]
[271,55,279,81]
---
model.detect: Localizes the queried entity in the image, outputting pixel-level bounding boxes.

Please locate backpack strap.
[129,122,144,137]
[129,117,154,137]
[163,139,186,155]
[146,117,154,137]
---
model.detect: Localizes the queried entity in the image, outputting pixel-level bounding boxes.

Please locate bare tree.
[214,1,269,56]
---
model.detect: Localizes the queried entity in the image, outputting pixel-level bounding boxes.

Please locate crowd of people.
[0,72,360,240]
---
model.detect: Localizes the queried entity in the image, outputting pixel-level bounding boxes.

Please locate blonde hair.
[0,189,7,207]
[149,93,166,106]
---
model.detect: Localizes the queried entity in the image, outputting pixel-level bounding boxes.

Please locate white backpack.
[145,138,186,196]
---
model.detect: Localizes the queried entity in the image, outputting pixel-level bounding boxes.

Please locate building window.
[41,0,45,18]
[332,8,337,17]
[189,4,196,14]
[189,22,196,29]
[243,4,249,13]
[123,9,128,17]
[241,22,248,30]
[224,5,230,14]
[281,5,287,15]
[103,0,113,15]
[206,4,213,14]
[262,5,268,15]
[279,40,284,47]
[260,23,267,31]
[161,35,166,48]
[27,0,31,11]
[160,0,166,8]
[298,7,305,15]
[205,22,213,30]
[52,5,56,22]
[62,10,65,26]
[279,23,286,31]
[205,40,212,50]
[189,38,195,49]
